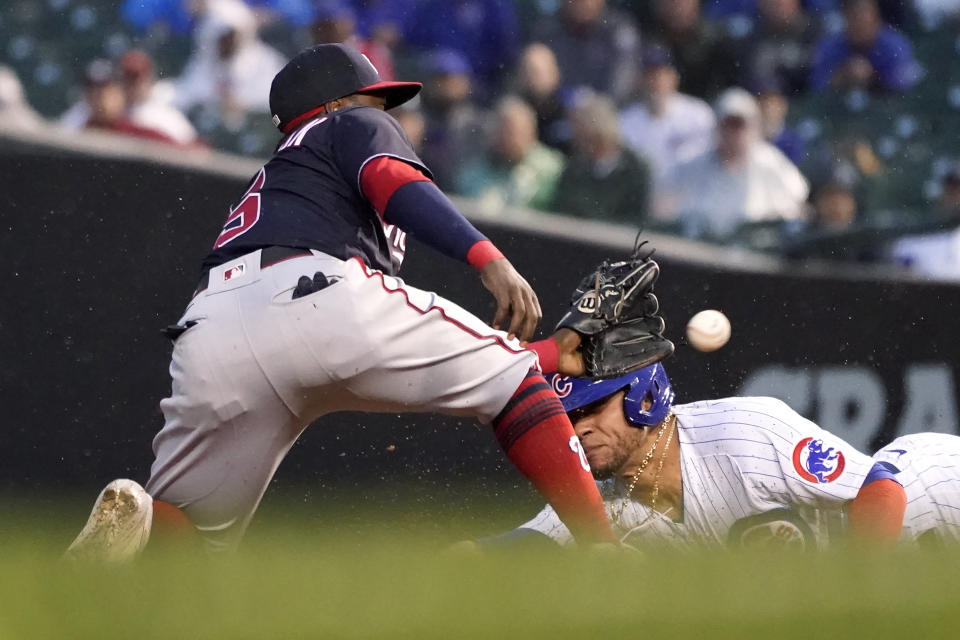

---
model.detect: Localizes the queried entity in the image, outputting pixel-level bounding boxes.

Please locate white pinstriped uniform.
[873,433,960,543]
[518,397,875,547]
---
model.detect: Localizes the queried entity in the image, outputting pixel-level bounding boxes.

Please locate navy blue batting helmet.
[548,364,674,427]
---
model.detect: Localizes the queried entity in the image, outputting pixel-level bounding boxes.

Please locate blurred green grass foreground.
[3,496,960,639]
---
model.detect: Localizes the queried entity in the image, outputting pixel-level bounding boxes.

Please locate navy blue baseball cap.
[270,43,421,133]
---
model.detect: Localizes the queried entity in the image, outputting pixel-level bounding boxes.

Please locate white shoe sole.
[65,479,153,563]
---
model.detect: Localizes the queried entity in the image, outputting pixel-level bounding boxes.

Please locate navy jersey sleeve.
[330,107,433,193]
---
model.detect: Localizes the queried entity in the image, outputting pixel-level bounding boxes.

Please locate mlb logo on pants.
[224,264,246,281]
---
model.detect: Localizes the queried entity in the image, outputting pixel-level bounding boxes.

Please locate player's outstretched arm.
[525,329,585,376]
[552,329,584,376]
[480,258,542,342]
[360,155,543,340]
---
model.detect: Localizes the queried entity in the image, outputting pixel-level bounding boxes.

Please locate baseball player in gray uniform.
[476,366,919,551]
[66,44,618,560]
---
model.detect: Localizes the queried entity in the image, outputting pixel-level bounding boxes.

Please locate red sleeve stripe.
[466,240,504,270]
[526,338,559,374]
[359,155,431,217]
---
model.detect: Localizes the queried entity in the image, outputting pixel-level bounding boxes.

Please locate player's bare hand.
[553,328,585,377]
[480,258,542,342]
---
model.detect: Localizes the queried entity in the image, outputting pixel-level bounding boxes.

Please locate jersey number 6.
[214,168,266,249]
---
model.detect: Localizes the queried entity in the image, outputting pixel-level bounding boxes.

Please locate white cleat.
[65,479,153,563]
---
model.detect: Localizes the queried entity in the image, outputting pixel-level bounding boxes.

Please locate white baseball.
[686,310,731,352]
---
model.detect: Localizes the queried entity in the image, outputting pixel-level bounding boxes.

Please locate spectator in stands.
[60,59,187,145]
[703,0,915,27]
[809,0,923,93]
[778,177,868,259]
[531,0,641,104]
[405,0,520,94]
[812,180,859,232]
[914,0,960,30]
[657,88,809,240]
[354,0,417,47]
[750,74,805,166]
[123,0,318,34]
[0,66,43,131]
[174,0,285,127]
[80,78,127,133]
[550,93,652,223]
[619,45,715,187]
[247,0,316,28]
[122,0,195,35]
[419,50,487,190]
[701,0,762,19]
[937,164,960,218]
[61,59,140,133]
[118,50,198,146]
[743,0,822,95]
[514,43,571,154]
[60,59,116,130]
[702,0,836,19]
[645,0,740,99]
[311,2,355,43]
[311,1,395,81]
[455,97,565,212]
[890,231,960,281]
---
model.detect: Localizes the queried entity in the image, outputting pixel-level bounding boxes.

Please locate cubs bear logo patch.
[792,437,845,483]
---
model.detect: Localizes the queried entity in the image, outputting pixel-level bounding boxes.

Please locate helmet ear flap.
[622,363,674,427]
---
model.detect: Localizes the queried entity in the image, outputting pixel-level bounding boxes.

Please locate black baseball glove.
[556,242,674,378]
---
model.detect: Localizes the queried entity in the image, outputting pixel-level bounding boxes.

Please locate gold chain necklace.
[612,413,671,526]
[650,413,677,513]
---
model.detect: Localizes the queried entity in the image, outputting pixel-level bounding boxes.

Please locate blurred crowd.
[4,0,960,278]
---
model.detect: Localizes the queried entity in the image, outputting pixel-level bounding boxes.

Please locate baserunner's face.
[570,391,644,479]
